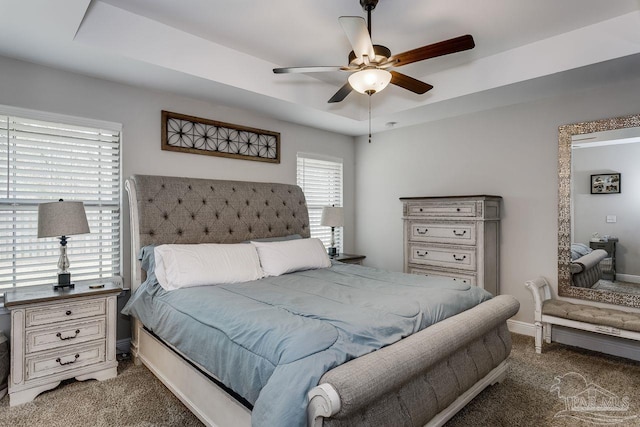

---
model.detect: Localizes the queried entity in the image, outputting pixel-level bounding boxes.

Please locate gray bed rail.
[310,294,519,426]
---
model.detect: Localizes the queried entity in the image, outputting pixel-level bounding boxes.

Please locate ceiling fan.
[273,0,475,103]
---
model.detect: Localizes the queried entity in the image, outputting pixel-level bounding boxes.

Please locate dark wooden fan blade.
[273,66,344,74]
[328,82,353,103]
[389,35,475,67]
[390,71,433,94]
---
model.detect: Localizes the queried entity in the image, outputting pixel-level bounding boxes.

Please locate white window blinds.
[0,108,121,289]
[297,153,343,252]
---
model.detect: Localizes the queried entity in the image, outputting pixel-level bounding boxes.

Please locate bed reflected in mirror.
[558,113,640,308]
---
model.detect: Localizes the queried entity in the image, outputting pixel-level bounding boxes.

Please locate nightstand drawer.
[409,267,476,286]
[407,202,476,217]
[25,299,106,327]
[409,244,476,270]
[26,318,106,354]
[25,341,105,381]
[409,221,476,245]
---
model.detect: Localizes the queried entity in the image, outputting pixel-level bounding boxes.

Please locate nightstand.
[332,253,366,265]
[590,238,617,281]
[4,281,121,406]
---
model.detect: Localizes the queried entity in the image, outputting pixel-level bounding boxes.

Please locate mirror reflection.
[558,113,640,308]
[571,127,640,295]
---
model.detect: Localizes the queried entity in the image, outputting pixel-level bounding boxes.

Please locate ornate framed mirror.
[558,113,640,308]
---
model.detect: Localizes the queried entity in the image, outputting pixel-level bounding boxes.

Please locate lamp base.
[53,273,75,291]
[328,247,338,257]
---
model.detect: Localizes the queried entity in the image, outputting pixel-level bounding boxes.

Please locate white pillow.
[251,238,331,276]
[154,243,264,291]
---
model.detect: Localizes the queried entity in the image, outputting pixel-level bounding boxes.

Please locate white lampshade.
[348,69,392,94]
[320,206,344,227]
[38,200,90,238]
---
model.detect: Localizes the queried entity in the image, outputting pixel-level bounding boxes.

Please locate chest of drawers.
[5,282,121,406]
[400,195,502,295]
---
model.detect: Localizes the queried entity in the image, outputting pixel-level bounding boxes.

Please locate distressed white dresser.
[5,281,120,405]
[400,195,502,295]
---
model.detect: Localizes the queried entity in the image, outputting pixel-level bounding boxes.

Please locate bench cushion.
[543,299,640,333]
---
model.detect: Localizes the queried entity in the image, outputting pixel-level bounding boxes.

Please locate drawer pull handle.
[456,208,461,212]
[419,208,423,212]
[56,354,80,366]
[416,228,428,235]
[416,251,428,257]
[56,329,80,341]
[452,230,466,236]
[453,254,467,261]
[65,310,72,316]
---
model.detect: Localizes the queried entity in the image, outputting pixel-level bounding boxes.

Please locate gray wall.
[573,143,640,277]
[354,75,640,324]
[0,55,356,340]
[2,52,640,341]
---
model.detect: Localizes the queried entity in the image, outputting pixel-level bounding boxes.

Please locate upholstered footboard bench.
[525,277,640,353]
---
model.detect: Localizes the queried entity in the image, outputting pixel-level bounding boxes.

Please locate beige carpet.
[1,334,639,426]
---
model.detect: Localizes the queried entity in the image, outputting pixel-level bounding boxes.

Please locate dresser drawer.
[409,221,476,245]
[409,267,476,286]
[407,201,476,217]
[25,299,106,327]
[26,318,106,354]
[25,341,105,381]
[409,244,476,271]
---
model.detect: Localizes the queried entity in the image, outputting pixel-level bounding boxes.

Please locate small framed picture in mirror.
[591,173,621,194]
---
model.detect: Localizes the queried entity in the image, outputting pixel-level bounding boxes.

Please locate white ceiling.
[1,0,639,136]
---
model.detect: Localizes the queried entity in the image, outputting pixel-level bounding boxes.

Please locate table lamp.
[320,205,343,257]
[37,199,90,290]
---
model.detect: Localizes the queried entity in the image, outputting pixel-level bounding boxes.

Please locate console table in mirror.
[558,113,640,308]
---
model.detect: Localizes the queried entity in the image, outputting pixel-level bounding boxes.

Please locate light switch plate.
[606,215,616,223]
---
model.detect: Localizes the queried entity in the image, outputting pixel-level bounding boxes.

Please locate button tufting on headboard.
[129,175,311,247]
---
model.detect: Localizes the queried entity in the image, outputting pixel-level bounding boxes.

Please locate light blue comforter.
[123,261,491,426]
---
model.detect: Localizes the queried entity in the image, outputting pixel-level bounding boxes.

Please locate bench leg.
[534,321,543,354]
[544,322,552,344]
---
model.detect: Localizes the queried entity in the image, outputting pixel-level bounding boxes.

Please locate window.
[0,106,121,289]
[297,152,343,252]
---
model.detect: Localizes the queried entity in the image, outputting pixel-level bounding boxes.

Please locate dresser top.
[399,195,502,201]
[4,281,122,307]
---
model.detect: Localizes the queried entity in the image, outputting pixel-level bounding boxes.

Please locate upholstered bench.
[525,277,640,353]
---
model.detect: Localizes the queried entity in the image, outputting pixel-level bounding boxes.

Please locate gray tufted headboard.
[125,174,310,290]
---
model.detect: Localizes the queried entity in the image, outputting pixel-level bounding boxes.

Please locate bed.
[124,174,519,427]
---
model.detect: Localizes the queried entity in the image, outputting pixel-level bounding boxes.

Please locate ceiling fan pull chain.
[368,94,372,143]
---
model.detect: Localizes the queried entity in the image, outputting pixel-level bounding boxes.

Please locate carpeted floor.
[447,334,640,426]
[1,334,639,426]
[594,280,640,296]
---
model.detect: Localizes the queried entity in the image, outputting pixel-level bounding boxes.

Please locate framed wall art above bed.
[161,110,280,163]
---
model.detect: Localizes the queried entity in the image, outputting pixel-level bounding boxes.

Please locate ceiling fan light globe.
[348,69,391,94]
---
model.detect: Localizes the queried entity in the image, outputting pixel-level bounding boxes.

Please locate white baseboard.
[507,319,535,336]
[616,273,640,284]
[507,320,640,362]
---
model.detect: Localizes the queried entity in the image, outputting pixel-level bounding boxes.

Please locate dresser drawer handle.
[65,310,72,316]
[456,208,461,212]
[56,329,80,341]
[419,208,423,212]
[416,251,428,257]
[56,354,80,366]
[453,278,468,284]
[452,230,466,236]
[416,228,428,235]
[453,254,467,261]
